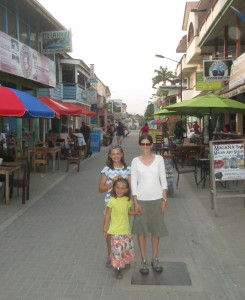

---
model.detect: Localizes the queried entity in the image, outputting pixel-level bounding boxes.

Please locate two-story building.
[176,0,245,133]
[0,0,111,144]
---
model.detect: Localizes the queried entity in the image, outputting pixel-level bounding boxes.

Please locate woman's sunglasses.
[139,142,152,146]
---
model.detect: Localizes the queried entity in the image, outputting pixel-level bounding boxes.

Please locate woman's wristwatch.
[162,198,167,202]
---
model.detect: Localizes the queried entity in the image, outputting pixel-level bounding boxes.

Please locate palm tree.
[152,66,179,88]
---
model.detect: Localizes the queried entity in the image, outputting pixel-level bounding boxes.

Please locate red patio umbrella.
[0,86,55,118]
[67,104,96,117]
[38,96,85,117]
[38,96,96,117]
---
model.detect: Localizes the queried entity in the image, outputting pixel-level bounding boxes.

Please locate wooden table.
[0,164,21,204]
[28,146,61,172]
[175,144,201,166]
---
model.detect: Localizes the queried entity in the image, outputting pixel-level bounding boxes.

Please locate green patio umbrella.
[154,108,183,116]
[164,93,245,139]
[164,93,245,115]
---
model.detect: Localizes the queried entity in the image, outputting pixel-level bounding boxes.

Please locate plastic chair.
[10,161,30,204]
[66,147,82,172]
[173,157,198,189]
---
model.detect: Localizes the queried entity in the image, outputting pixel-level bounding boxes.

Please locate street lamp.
[155,54,183,102]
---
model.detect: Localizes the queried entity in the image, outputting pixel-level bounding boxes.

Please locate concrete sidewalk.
[0,131,244,300]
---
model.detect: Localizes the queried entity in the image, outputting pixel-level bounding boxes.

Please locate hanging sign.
[41,30,72,54]
[203,60,233,81]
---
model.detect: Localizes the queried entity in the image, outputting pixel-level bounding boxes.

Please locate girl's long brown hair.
[110,178,131,199]
[106,145,127,169]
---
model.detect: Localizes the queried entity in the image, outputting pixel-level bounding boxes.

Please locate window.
[19,20,28,44]
[188,22,194,43]
[0,6,4,32]
[62,65,75,83]
[8,11,17,38]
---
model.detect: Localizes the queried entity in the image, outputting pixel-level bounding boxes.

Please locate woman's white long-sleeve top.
[131,155,168,201]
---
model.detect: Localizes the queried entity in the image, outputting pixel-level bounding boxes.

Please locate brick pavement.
[0,131,244,300]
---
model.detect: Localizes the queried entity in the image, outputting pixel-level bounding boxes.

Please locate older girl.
[99,145,131,267]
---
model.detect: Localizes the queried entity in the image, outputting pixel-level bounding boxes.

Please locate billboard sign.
[203,59,233,81]
[196,72,222,90]
[41,30,72,54]
[112,99,122,113]
[212,142,245,181]
[0,31,55,87]
[229,53,245,89]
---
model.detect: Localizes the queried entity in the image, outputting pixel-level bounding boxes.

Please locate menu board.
[213,142,245,181]
[149,129,162,143]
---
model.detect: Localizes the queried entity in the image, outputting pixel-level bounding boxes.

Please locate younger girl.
[103,178,137,279]
[99,145,131,267]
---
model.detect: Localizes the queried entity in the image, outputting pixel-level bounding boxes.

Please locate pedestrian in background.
[80,122,92,157]
[139,123,149,136]
[131,133,168,275]
[103,178,137,279]
[107,122,115,145]
[99,145,131,268]
[116,122,125,145]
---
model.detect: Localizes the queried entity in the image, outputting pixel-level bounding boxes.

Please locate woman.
[131,133,168,275]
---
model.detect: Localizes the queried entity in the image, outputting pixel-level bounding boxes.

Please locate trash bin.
[90,131,101,153]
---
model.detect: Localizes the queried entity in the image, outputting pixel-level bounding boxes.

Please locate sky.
[38,0,188,115]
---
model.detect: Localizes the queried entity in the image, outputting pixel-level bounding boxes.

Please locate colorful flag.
[231,6,245,22]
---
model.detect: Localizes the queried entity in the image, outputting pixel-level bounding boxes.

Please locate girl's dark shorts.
[132,199,168,237]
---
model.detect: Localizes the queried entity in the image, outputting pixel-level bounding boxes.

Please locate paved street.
[0,131,244,300]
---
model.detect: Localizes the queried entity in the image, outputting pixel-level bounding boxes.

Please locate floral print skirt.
[111,234,135,269]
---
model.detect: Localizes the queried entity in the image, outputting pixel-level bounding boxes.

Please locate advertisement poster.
[149,129,162,143]
[229,53,245,89]
[213,143,245,181]
[196,72,222,90]
[0,31,55,87]
[112,100,122,113]
[41,30,72,54]
[203,59,233,81]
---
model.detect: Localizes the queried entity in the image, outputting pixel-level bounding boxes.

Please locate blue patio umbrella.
[0,86,55,118]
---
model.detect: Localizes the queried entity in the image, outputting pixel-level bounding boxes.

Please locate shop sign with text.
[0,31,55,87]
[203,60,232,81]
[41,30,72,54]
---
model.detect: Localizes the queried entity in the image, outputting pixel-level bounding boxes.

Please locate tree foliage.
[152,66,180,88]
[144,103,154,119]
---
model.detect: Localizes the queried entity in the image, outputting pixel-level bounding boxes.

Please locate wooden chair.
[66,147,82,172]
[14,139,27,161]
[33,147,48,173]
[10,161,30,204]
[185,145,202,166]
[173,157,198,189]
[155,135,164,155]
[34,141,48,148]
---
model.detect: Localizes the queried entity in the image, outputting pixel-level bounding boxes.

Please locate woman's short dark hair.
[138,134,153,145]
[110,178,131,199]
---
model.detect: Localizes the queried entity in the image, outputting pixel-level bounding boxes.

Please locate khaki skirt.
[132,199,168,237]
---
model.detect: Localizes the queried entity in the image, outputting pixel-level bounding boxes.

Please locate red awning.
[38,96,85,117]
[67,104,96,117]
[38,96,96,118]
